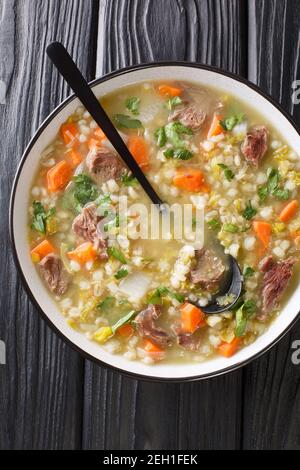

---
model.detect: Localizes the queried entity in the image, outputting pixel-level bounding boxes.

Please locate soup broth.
[28,80,300,364]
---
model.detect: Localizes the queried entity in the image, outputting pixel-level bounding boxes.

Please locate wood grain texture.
[243,0,300,450]
[0,0,98,450]
[82,0,246,451]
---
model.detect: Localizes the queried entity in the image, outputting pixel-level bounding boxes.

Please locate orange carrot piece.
[207,114,224,139]
[158,84,182,97]
[47,160,72,192]
[88,137,102,151]
[60,123,78,145]
[66,149,82,169]
[143,339,164,353]
[67,242,97,264]
[218,338,240,357]
[127,135,149,169]
[253,221,271,248]
[279,200,299,223]
[181,302,206,333]
[173,167,210,193]
[31,239,55,261]
[118,324,134,338]
[94,127,106,140]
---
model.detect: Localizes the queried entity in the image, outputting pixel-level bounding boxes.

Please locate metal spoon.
[46,41,243,313]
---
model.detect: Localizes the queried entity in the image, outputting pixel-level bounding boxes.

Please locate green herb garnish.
[167,96,183,110]
[218,163,234,181]
[258,186,268,203]
[164,121,193,147]
[31,201,55,234]
[243,266,255,278]
[208,219,221,231]
[98,296,115,312]
[220,113,244,131]
[154,127,167,147]
[242,200,257,220]
[121,171,138,187]
[222,223,239,233]
[258,168,290,203]
[164,148,193,160]
[107,246,127,264]
[235,299,256,337]
[112,310,136,334]
[148,285,184,305]
[114,114,143,129]
[125,97,140,115]
[114,268,129,280]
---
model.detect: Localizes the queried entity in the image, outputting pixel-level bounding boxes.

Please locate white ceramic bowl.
[9,63,300,381]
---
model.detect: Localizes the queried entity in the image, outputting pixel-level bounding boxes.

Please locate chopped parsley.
[164,148,193,160]
[31,201,55,234]
[164,121,193,147]
[222,223,239,233]
[125,97,141,115]
[121,171,138,187]
[114,114,143,129]
[154,127,167,147]
[114,268,129,280]
[148,285,184,305]
[207,218,221,231]
[220,113,244,131]
[235,299,256,337]
[258,168,290,202]
[218,163,234,181]
[243,266,255,278]
[242,200,257,220]
[167,96,183,110]
[107,246,127,264]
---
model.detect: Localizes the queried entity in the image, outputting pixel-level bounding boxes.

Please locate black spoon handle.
[46,41,164,206]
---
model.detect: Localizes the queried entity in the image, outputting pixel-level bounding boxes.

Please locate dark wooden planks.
[243,0,300,450]
[0,0,98,450]
[82,0,247,451]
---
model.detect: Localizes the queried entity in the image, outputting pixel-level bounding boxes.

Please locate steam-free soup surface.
[28,80,300,364]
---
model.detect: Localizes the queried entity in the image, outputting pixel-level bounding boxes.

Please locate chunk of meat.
[72,203,108,259]
[258,255,274,273]
[190,248,225,290]
[259,256,295,319]
[169,105,206,132]
[171,323,201,351]
[86,146,126,184]
[39,253,70,295]
[241,126,268,167]
[135,304,172,349]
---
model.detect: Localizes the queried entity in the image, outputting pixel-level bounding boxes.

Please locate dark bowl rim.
[9,61,300,383]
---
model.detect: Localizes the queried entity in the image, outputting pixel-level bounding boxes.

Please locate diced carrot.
[94,127,106,140]
[67,242,97,264]
[158,84,182,97]
[143,339,164,353]
[60,122,78,146]
[218,338,240,357]
[181,302,206,333]
[279,200,299,223]
[253,221,271,248]
[31,239,55,261]
[207,114,224,139]
[118,324,134,338]
[127,136,149,169]
[173,167,210,193]
[66,149,82,169]
[47,160,72,192]
[88,137,102,151]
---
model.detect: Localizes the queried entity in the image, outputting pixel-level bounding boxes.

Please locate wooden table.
[1,0,300,450]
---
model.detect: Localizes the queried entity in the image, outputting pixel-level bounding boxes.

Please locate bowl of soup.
[10,63,300,381]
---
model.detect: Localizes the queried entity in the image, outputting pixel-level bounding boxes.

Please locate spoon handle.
[46,41,164,206]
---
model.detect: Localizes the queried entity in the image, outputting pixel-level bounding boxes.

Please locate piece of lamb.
[72,203,108,259]
[86,146,126,185]
[171,323,201,351]
[259,256,295,319]
[39,253,70,295]
[241,126,268,167]
[168,105,206,132]
[135,304,172,349]
[190,248,225,291]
